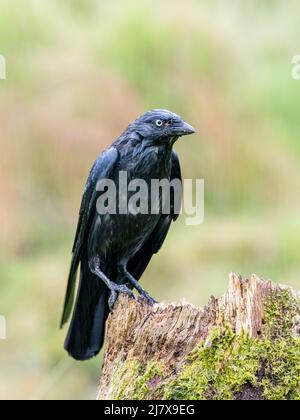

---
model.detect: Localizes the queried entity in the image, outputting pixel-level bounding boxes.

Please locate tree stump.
[98,273,300,400]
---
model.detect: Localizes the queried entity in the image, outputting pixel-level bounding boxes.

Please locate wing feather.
[60,147,119,327]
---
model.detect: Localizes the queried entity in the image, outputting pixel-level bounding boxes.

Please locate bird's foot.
[140,291,158,306]
[108,284,136,311]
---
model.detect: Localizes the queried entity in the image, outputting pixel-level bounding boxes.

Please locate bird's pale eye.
[155,119,163,127]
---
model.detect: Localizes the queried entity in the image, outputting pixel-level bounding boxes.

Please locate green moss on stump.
[109,358,165,400]
[109,290,300,400]
[164,328,300,400]
[263,289,299,340]
[164,328,261,400]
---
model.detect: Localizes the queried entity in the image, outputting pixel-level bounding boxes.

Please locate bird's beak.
[171,120,196,137]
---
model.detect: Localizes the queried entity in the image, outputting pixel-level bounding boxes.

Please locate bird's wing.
[127,150,182,280]
[61,147,119,327]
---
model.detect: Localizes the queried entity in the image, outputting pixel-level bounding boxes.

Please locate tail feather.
[64,258,109,361]
[60,256,78,329]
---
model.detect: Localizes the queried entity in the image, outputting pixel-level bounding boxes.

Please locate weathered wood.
[98,273,300,400]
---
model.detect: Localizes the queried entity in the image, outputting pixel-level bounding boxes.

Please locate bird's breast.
[122,147,172,179]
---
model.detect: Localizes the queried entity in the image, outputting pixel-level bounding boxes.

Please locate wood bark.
[98,273,300,400]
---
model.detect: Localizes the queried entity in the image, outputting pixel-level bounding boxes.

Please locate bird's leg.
[119,264,158,306]
[89,257,135,310]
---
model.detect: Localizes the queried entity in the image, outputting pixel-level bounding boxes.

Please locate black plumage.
[61,109,195,360]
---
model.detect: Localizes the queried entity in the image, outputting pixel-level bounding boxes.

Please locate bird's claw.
[140,292,158,306]
[108,285,136,311]
[117,284,135,298]
[108,290,118,311]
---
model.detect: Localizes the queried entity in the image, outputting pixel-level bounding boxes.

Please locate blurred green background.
[1,0,300,400]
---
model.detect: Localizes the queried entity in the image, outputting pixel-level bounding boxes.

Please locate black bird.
[61,109,195,361]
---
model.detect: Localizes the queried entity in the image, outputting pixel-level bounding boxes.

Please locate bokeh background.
[1,0,300,400]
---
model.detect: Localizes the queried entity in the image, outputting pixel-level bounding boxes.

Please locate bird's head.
[128,109,195,146]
